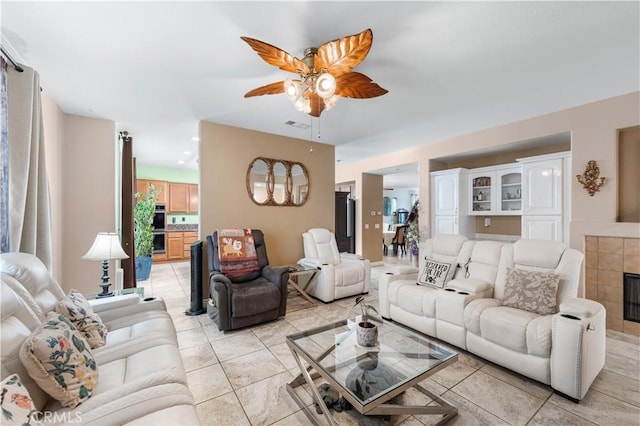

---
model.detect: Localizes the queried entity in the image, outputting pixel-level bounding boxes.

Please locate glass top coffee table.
[286,316,458,425]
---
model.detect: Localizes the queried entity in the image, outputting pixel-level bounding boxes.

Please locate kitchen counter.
[166,224,199,232]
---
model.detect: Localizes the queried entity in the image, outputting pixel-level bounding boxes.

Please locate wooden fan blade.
[315,29,373,76]
[244,81,286,98]
[241,36,310,74]
[335,72,388,99]
[308,93,326,117]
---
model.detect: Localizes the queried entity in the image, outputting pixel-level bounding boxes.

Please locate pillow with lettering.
[418,258,456,289]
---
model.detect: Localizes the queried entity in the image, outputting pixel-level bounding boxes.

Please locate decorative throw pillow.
[418,258,457,289]
[55,290,108,349]
[502,268,560,315]
[1,374,37,425]
[19,312,98,408]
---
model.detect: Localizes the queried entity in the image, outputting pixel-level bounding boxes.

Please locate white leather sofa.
[1,253,199,425]
[379,235,606,401]
[298,228,371,302]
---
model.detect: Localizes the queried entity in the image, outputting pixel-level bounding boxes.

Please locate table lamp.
[83,232,129,298]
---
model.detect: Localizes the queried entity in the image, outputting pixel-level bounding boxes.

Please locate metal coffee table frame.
[286,318,458,425]
[287,266,319,305]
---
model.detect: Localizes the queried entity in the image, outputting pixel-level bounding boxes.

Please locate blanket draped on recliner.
[217,228,260,278]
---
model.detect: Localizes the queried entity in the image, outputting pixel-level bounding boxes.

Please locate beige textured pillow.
[19,312,98,408]
[1,374,37,425]
[502,268,560,315]
[55,289,108,349]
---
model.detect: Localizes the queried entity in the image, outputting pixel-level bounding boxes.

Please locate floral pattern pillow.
[19,312,98,408]
[55,290,108,349]
[1,374,37,425]
[502,268,560,315]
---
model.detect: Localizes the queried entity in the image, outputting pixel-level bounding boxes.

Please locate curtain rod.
[0,45,24,72]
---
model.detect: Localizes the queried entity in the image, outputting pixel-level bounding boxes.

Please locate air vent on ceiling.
[284,120,310,129]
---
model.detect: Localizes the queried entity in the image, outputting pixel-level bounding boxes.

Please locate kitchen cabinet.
[183,231,198,259]
[430,168,473,237]
[468,164,521,215]
[166,231,198,260]
[167,232,184,260]
[518,152,570,243]
[136,179,168,204]
[168,183,199,213]
[188,184,198,213]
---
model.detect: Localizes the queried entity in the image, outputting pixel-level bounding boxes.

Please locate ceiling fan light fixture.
[323,95,340,111]
[242,29,387,117]
[316,72,336,98]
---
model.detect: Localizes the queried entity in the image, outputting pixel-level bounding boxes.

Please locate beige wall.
[41,91,65,280]
[199,121,334,271]
[360,173,383,262]
[40,95,118,293]
[337,92,640,295]
[61,115,117,294]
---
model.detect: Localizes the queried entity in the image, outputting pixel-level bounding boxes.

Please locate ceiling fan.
[241,28,388,117]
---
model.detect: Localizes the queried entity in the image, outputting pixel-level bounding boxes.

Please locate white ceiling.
[2,1,639,179]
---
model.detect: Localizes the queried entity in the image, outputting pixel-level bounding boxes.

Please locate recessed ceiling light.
[184,151,192,155]
[178,160,185,165]
[192,137,199,141]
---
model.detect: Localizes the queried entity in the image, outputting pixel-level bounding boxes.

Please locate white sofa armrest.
[446,278,494,297]
[551,298,606,400]
[96,297,168,323]
[89,293,140,313]
[378,268,419,318]
[297,258,324,269]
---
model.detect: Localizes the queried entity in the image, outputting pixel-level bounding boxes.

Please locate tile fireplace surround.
[585,236,640,335]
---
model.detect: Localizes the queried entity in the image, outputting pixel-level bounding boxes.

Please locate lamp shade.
[83,232,129,261]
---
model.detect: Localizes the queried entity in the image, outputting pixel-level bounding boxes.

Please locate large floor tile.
[480,363,553,400]
[418,390,509,426]
[222,348,287,389]
[196,391,250,426]
[236,370,306,426]
[210,330,265,362]
[548,388,640,425]
[176,327,207,349]
[451,370,545,425]
[528,401,597,426]
[186,363,233,404]
[591,369,640,408]
[179,342,219,372]
[251,319,301,347]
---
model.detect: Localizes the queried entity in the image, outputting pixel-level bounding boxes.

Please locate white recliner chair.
[297,228,371,303]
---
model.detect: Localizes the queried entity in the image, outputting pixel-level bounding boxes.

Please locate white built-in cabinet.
[518,152,570,243]
[468,164,522,215]
[431,168,473,237]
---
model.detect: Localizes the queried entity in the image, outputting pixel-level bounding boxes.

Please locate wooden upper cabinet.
[189,184,198,213]
[136,179,168,204]
[169,183,189,212]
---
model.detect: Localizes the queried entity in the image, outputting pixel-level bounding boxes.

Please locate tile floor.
[140,255,640,426]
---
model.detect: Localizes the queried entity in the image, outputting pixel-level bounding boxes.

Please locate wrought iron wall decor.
[576,160,606,196]
[246,157,309,206]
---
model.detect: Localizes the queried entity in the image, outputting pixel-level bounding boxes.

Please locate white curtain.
[6,63,52,268]
[1,58,8,252]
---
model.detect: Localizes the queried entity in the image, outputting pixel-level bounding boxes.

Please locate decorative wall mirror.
[247,157,309,206]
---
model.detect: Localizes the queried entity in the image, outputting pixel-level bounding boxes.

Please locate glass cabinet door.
[499,170,522,214]
[470,174,492,214]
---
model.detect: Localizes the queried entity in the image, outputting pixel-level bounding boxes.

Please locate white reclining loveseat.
[1,253,199,425]
[379,235,606,401]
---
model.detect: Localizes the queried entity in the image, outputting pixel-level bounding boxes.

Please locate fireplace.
[624,273,640,323]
